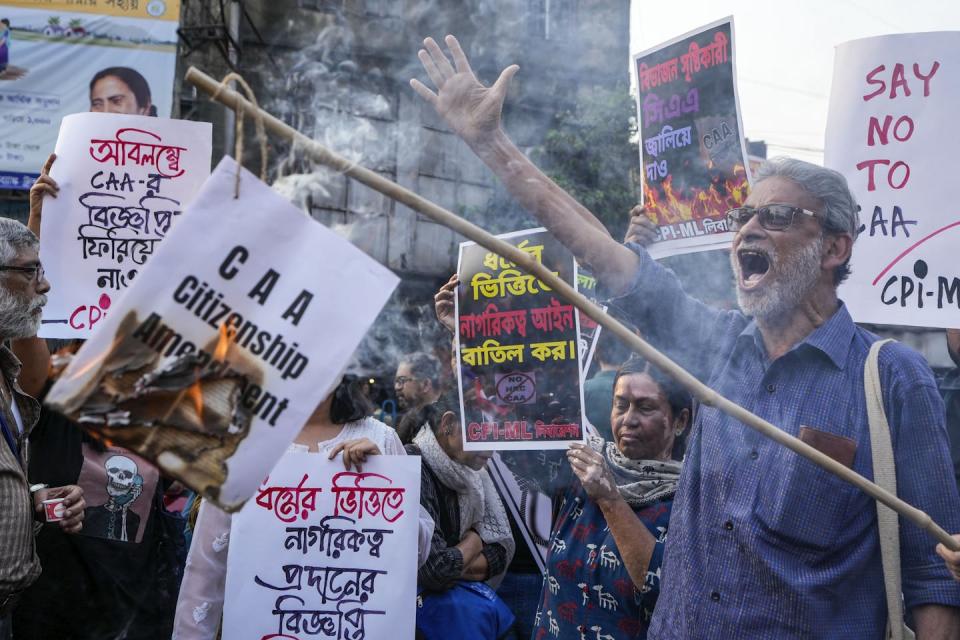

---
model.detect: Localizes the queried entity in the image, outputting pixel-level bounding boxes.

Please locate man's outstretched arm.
[410,35,640,295]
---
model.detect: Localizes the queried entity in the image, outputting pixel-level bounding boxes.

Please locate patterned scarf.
[414,425,516,587]
[588,434,682,508]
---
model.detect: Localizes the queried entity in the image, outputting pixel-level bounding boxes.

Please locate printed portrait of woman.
[89,66,158,116]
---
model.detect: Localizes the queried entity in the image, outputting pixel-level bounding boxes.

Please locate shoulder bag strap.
[865,338,914,640]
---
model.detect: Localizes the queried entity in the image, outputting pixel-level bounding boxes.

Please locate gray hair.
[0,217,39,265]
[754,157,859,284]
[399,351,441,387]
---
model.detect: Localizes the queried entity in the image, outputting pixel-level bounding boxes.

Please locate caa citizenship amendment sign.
[825,31,960,328]
[46,157,399,511]
[0,0,180,189]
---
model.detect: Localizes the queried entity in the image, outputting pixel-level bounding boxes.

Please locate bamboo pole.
[185,65,960,552]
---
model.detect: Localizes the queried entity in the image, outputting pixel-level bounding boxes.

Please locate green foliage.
[531,85,639,239]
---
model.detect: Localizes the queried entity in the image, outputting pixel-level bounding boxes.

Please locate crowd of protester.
[3,36,960,640]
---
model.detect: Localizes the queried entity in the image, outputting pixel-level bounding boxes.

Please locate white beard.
[733,236,823,322]
[0,288,45,339]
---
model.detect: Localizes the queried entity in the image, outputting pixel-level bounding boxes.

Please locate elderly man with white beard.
[0,217,84,639]
[410,35,960,639]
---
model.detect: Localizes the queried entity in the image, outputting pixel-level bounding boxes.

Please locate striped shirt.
[0,345,41,600]
[607,244,960,639]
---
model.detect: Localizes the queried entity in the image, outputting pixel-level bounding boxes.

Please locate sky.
[630,0,960,164]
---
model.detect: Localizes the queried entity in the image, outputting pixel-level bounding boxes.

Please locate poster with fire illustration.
[633,16,752,258]
[45,156,399,511]
[455,228,585,451]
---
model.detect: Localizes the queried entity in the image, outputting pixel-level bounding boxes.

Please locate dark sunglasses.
[725,204,819,232]
[0,262,44,283]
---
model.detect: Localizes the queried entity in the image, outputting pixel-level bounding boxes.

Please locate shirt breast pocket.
[753,439,857,555]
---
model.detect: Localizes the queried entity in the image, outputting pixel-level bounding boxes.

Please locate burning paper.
[40,113,213,338]
[45,156,399,511]
[632,16,751,258]
[223,453,421,639]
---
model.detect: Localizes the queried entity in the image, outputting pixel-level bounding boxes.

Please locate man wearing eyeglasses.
[394,352,442,435]
[411,35,960,639]
[0,217,84,639]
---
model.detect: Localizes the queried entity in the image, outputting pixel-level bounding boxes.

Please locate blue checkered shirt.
[607,244,960,639]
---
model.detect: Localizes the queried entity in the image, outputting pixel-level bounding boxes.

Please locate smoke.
[234,1,667,386]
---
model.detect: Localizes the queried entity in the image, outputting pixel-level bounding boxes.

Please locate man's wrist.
[472,128,515,166]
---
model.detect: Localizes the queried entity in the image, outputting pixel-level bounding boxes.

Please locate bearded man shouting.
[410,34,960,639]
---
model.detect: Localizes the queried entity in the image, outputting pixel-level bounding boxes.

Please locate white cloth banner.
[46,156,399,510]
[825,31,960,327]
[40,112,212,338]
[223,452,421,640]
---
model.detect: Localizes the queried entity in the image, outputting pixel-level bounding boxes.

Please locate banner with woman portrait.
[0,0,180,189]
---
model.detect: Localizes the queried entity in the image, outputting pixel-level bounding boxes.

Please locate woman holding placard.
[400,393,516,640]
[502,356,690,640]
[172,375,435,640]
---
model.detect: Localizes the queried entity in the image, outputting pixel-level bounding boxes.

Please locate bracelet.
[28,483,48,494]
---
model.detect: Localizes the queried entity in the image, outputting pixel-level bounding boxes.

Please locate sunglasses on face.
[725,204,819,232]
[0,261,44,283]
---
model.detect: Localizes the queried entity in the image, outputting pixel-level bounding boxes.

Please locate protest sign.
[39,112,212,338]
[0,0,180,189]
[632,16,751,258]
[455,228,584,451]
[45,156,399,510]
[223,451,420,640]
[825,31,960,327]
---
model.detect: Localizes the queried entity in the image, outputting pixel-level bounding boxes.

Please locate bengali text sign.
[633,16,751,258]
[223,452,420,640]
[456,228,585,451]
[825,31,960,327]
[40,113,212,338]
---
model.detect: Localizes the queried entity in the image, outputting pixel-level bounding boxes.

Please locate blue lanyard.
[0,410,19,460]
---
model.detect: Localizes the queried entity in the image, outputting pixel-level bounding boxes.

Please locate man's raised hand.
[410,35,519,149]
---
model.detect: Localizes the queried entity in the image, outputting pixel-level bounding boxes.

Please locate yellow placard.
[1,0,181,21]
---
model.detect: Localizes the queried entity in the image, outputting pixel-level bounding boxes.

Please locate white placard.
[40,112,212,338]
[223,452,421,640]
[825,32,960,327]
[46,156,399,510]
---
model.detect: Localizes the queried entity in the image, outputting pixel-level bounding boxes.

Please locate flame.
[187,323,232,421]
[645,163,749,226]
[213,322,231,361]
[187,381,204,422]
